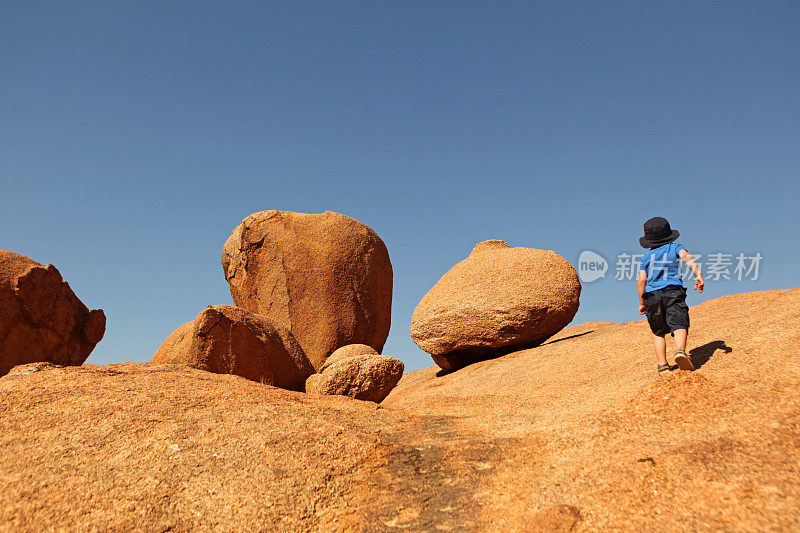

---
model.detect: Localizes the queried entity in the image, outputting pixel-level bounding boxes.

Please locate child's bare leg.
[653,334,667,365]
[673,328,688,352]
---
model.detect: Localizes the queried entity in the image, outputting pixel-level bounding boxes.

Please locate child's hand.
[694,278,704,293]
[638,303,647,315]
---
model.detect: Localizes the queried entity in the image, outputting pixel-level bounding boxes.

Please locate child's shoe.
[657,363,671,375]
[674,350,695,371]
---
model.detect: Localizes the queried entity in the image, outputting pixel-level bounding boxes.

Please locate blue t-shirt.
[640,242,685,292]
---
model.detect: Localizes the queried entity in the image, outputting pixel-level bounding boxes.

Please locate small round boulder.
[305,354,404,403]
[320,343,379,372]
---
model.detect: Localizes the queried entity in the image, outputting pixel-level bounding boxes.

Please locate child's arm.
[637,270,647,315]
[679,249,704,293]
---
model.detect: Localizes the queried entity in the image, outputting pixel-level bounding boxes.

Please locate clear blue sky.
[2,1,798,371]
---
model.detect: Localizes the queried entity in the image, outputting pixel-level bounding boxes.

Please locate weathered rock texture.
[306,354,404,403]
[320,343,378,372]
[221,211,392,370]
[0,250,105,377]
[411,240,581,370]
[1,289,798,530]
[151,305,313,391]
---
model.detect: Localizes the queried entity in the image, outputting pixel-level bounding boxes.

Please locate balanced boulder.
[410,240,581,371]
[305,354,404,403]
[221,210,392,370]
[151,305,314,391]
[0,250,106,377]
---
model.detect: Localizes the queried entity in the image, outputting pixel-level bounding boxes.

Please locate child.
[637,217,704,375]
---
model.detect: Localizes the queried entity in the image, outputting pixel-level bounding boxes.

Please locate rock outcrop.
[1,289,798,531]
[151,305,313,391]
[221,211,393,370]
[0,250,105,377]
[410,240,580,371]
[306,354,404,403]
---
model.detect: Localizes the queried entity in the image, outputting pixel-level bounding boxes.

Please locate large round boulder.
[0,250,106,377]
[151,305,314,391]
[305,354,404,403]
[221,211,392,370]
[410,240,581,371]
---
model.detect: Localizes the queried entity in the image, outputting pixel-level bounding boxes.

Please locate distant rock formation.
[0,250,105,377]
[151,305,314,391]
[221,210,393,371]
[305,354,404,403]
[410,240,580,371]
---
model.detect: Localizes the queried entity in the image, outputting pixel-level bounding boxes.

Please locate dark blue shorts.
[642,285,690,336]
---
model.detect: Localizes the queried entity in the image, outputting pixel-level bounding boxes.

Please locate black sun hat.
[639,217,680,248]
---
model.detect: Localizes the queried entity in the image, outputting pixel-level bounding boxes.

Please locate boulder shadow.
[689,340,732,369]
[433,330,596,377]
[542,330,594,346]
[434,348,510,377]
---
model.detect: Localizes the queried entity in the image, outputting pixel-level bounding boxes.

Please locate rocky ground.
[1,288,798,531]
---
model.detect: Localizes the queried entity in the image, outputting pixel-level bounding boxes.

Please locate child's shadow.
[688,340,733,369]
